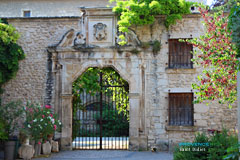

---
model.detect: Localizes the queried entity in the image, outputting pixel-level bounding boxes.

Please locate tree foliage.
[211,0,228,8]
[0,20,25,94]
[184,6,238,107]
[228,2,240,55]
[211,0,237,11]
[109,0,193,45]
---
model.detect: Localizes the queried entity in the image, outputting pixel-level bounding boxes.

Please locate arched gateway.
[47,8,148,150]
[72,67,130,150]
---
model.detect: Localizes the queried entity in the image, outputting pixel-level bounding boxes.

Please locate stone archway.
[47,7,148,151]
[48,47,147,151]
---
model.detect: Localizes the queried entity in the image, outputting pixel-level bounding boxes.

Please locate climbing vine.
[109,0,194,45]
[0,19,25,94]
[183,6,238,107]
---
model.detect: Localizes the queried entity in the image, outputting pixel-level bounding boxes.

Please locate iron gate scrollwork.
[72,68,129,150]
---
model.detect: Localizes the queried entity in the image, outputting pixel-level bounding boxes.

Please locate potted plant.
[22,102,61,156]
[40,105,61,155]
[0,101,24,160]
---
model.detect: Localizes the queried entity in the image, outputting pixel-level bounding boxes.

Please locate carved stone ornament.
[116,28,141,46]
[58,29,86,47]
[58,29,75,47]
[93,23,107,41]
[74,32,86,46]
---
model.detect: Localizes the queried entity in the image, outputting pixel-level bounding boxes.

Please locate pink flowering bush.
[22,102,61,142]
[183,5,238,107]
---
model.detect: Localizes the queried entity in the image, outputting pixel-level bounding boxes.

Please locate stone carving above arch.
[58,29,75,47]
[93,23,107,41]
[116,28,141,46]
[74,32,86,47]
[54,26,140,49]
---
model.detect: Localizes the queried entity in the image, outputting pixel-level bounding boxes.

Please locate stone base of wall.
[129,136,148,151]
[60,137,72,151]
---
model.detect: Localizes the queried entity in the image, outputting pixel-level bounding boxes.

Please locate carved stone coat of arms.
[93,23,107,41]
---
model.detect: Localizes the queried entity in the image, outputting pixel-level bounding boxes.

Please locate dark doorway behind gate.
[72,67,129,150]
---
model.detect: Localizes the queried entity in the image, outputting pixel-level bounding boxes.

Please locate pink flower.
[45,105,51,109]
[53,125,57,130]
[38,141,41,145]
[50,114,53,117]
[42,115,45,118]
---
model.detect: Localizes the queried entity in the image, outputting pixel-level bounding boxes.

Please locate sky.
[207,0,214,6]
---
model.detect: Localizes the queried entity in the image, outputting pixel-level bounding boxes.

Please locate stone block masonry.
[2,18,81,106]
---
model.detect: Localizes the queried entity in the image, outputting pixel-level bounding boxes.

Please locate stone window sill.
[165,68,196,74]
[165,125,198,132]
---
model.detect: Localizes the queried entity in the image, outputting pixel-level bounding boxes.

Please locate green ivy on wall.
[109,0,194,45]
[0,19,25,95]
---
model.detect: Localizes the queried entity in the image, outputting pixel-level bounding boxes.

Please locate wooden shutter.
[169,39,193,69]
[169,93,194,126]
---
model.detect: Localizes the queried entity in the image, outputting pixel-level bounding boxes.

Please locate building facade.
[0,0,237,151]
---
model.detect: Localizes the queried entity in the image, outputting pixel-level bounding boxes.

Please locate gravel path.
[35,150,173,160]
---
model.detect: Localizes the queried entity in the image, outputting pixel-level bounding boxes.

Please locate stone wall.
[0,0,111,17]
[1,12,237,151]
[138,16,237,150]
[2,17,81,104]
[0,0,206,18]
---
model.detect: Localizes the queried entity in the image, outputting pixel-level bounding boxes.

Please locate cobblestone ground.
[35,150,173,160]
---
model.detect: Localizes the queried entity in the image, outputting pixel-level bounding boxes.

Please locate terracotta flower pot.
[47,134,54,142]
[51,141,59,152]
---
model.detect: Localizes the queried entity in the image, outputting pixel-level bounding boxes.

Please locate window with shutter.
[169,93,194,126]
[168,39,193,69]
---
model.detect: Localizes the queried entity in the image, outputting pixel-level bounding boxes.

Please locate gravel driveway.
[35,150,173,160]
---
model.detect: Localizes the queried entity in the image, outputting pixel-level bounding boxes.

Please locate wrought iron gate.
[72,71,129,150]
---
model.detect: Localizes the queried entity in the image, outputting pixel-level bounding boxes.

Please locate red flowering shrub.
[184,5,238,107]
[22,102,61,142]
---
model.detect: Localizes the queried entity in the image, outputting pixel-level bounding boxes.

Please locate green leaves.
[174,129,238,160]
[110,0,193,45]
[0,100,25,139]
[185,6,238,107]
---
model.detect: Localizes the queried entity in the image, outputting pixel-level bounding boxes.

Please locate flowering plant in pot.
[0,100,25,160]
[22,102,61,155]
